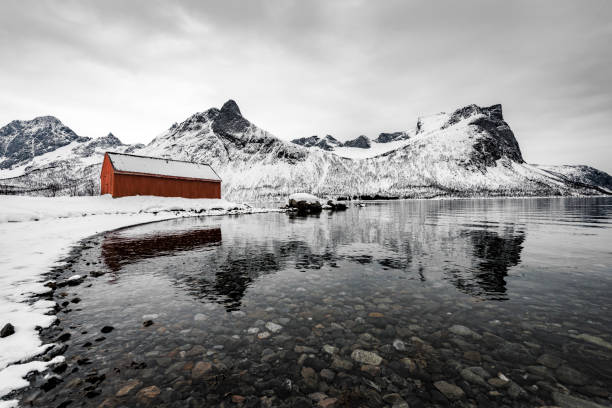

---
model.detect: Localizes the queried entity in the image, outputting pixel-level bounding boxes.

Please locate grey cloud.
[0,0,610,172]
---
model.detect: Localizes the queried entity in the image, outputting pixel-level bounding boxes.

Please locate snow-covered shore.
[0,195,276,406]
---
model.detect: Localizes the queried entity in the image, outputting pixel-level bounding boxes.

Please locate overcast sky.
[1,0,611,172]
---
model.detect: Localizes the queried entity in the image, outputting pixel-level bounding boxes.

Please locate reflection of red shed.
[100,152,221,199]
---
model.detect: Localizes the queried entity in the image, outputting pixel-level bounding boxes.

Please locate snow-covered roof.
[107,152,221,181]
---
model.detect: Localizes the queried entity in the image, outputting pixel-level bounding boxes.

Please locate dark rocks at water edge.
[286,199,347,214]
[1,322,15,337]
[324,201,347,211]
[287,198,322,214]
[57,274,85,288]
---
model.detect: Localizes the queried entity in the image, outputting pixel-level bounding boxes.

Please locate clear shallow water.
[26,198,612,407]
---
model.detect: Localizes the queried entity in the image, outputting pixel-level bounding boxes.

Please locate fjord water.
[33,198,612,407]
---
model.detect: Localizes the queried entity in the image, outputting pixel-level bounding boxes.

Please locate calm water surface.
[27,198,612,407]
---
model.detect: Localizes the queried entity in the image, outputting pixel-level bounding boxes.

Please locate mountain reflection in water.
[447,228,525,300]
[99,209,529,310]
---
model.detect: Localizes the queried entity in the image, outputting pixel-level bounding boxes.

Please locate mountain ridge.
[0,100,610,199]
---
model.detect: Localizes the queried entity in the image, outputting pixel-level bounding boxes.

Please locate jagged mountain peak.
[0,115,85,169]
[99,132,122,145]
[220,99,242,116]
[140,99,308,167]
[343,135,371,149]
[25,115,64,125]
[154,100,252,146]
[5,115,72,132]
[444,103,503,128]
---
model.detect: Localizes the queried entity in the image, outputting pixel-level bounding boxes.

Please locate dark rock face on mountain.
[212,99,252,140]
[416,118,424,134]
[444,104,504,128]
[292,135,323,148]
[323,135,341,146]
[447,104,524,168]
[0,116,87,169]
[72,133,123,156]
[291,135,342,151]
[375,132,409,143]
[343,135,371,148]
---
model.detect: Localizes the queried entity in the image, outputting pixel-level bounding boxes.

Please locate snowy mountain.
[0,100,610,200]
[0,116,87,169]
[0,117,138,195]
[138,100,611,200]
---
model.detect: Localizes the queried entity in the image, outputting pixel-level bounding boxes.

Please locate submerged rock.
[449,324,481,338]
[136,385,160,401]
[552,391,608,408]
[194,313,207,321]
[574,333,612,351]
[460,367,488,387]
[351,349,383,366]
[537,353,563,369]
[301,366,318,389]
[115,379,142,397]
[191,361,212,379]
[433,381,465,400]
[392,339,405,351]
[265,322,283,333]
[555,365,589,386]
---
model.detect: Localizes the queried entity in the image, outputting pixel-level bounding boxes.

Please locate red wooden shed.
[100,152,221,199]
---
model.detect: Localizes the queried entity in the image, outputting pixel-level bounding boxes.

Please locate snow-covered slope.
[535,164,612,194]
[138,100,611,200]
[0,100,610,200]
[333,138,413,159]
[0,127,139,195]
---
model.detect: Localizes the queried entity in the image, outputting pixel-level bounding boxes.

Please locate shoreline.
[0,199,282,407]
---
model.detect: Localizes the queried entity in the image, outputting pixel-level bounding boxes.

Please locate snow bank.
[0,357,64,402]
[0,195,242,223]
[288,193,323,204]
[0,195,271,404]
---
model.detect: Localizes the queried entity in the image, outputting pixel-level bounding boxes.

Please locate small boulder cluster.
[286,193,347,215]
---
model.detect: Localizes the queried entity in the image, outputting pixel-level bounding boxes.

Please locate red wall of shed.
[111,173,221,199]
